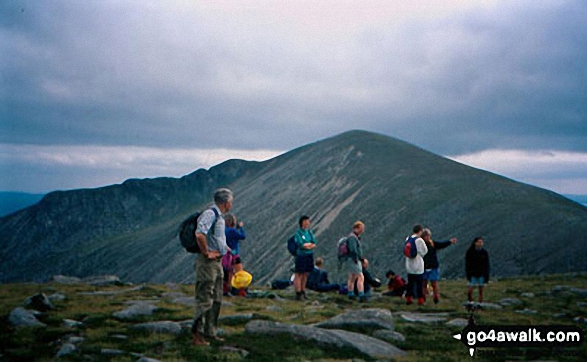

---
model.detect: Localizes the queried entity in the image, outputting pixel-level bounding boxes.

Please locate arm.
[417,238,428,256]
[484,251,490,283]
[226,227,246,241]
[196,232,219,259]
[433,239,453,250]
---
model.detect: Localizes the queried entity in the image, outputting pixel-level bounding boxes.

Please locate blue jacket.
[225,226,246,255]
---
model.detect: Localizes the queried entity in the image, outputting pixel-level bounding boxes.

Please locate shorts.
[423,268,440,281]
[469,276,485,286]
[343,259,362,275]
[295,253,314,274]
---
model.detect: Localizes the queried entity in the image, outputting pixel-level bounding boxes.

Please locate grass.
[0,274,586,361]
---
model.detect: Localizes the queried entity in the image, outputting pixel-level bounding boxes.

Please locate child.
[465,237,490,303]
[383,270,406,297]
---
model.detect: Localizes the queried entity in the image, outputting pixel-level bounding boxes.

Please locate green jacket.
[346,233,363,262]
[294,228,316,256]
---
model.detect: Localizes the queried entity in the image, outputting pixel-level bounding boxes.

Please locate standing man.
[342,221,368,302]
[405,224,428,305]
[191,188,233,346]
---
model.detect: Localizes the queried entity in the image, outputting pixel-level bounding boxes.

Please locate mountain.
[0,192,45,217]
[565,194,587,207]
[1,130,586,284]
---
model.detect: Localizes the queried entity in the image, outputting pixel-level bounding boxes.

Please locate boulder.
[315,308,395,331]
[24,293,54,312]
[520,293,535,298]
[101,349,125,355]
[373,330,406,343]
[266,305,283,313]
[498,298,523,307]
[133,321,182,335]
[219,346,250,357]
[138,358,161,362]
[82,275,121,286]
[219,313,271,325]
[62,319,83,328]
[113,303,158,320]
[172,297,195,306]
[400,313,448,324]
[48,293,67,302]
[8,307,46,328]
[56,343,76,357]
[569,288,587,297]
[78,285,144,296]
[246,320,405,359]
[52,275,82,284]
[515,309,538,315]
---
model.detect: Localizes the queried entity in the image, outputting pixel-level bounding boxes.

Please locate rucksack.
[403,235,419,258]
[337,236,349,259]
[287,235,298,257]
[179,208,219,253]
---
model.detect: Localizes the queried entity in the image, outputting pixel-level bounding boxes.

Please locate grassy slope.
[1,274,586,361]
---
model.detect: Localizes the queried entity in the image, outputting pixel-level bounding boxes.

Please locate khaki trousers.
[194,254,223,337]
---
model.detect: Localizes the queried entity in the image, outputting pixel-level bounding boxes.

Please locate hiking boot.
[295,292,303,301]
[433,297,439,304]
[358,296,368,303]
[191,333,210,346]
[302,291,308,300]
[348,294,356,300]
[406,296,413,305]
[205,335,225,342]
[417,298,425,306]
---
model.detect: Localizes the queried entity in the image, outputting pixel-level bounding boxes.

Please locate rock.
[172,297,195,306]
[52,275,82,284]
[67,336,85,344]
[125,299,159,305]
[48,293,67,302]
[577,302,587,307]
[133,321,182,335]
[446,318,469,328]
[520,293,535,298]
[373,330,406,343]
[56,343,76,357]
[113,303,158,320]
[246,320,405,359]
[400,313,448,324]
[219,313,270,325]
[24,293,54,312]
[553,313,567,319]
[78,285,144,296]
[83,275,121,286]
[165,282,179,290]
[315,309,395,331]
[266,305,283,313]
[8,307,46,328]
[220,346,250,357]
[573,317,587,324]
[222,301,235,307]
[499,298,523,307]
[462,302,503,310]
[179,319,194,330]
[551,285,572,293]
[569,288,587,297]
[515,309,538,315]
[62,319,83,328]
[111,334,129,340]
[101,348,125,355]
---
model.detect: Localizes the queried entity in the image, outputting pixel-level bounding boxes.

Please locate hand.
[450,238,457,244]
[303,243,316,250]
[238,221,244,228]
[207,250,220,259]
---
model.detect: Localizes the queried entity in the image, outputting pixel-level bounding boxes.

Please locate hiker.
[466,237,490,303]
[355,259,381,296]
[341,221,368,302]
[306,257,340,292]
[404,224,428,305]
[191,188,233,346]
[222,214,246,296]
[293,215,316,300]
[383,270,406,297]
[421,228,457,304]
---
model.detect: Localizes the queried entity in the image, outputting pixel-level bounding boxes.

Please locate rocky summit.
[1,130,586,284]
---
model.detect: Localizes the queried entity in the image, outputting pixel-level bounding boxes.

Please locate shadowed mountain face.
[1,130,586,284]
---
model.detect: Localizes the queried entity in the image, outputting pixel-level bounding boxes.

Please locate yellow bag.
[231,270,253,289]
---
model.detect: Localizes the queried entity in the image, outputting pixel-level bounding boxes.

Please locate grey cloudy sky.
[1,0,586,194]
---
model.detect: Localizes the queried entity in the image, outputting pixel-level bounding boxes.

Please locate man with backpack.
[404,224,428,305]
[340,221,368,302]
[191,188,233,346]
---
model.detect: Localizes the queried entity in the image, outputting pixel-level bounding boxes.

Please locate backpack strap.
[209,208,219,236]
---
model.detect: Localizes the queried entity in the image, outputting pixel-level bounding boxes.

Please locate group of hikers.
[189,188,491,346]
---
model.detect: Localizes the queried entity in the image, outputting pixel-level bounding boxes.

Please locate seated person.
[355,259,381,296]
[383,270,406,297]
[306,257,340,292]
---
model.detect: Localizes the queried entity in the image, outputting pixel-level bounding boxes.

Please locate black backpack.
[179,208,219,253]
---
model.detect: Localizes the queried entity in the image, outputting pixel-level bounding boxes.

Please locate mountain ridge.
[1,130,586,284]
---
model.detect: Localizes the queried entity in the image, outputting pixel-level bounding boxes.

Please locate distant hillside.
[1,130,586,284]
[0,192,44,217]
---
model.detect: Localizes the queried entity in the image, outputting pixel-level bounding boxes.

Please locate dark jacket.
[306,267,330,290]
[423,239,452,270]
[465,248,490,283]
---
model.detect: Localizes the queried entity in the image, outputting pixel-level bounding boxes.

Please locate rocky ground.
[1,274,586,361]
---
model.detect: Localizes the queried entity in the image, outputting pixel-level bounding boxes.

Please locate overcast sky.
[1,0,586,194]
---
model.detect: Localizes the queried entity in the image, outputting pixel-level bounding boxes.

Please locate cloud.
[0,144,282,192]
[450,149,587,194]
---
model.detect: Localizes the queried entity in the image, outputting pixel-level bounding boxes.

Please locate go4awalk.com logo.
[454,324,583,357]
